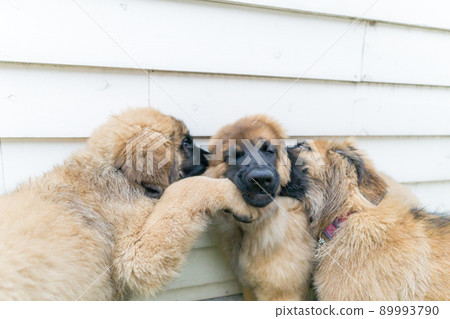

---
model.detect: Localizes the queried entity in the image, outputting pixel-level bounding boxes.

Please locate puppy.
[205,115,314,300]
[0,108,255,300]
[282,139,450,300]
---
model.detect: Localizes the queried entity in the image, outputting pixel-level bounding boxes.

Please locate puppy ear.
[113,129,176,197]
[338,147,387,206]
[279,146,308,201]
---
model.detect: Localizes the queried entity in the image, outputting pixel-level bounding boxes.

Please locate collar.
[318,212,354,246]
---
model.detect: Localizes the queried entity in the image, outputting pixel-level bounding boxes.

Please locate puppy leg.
[114,176,256,297]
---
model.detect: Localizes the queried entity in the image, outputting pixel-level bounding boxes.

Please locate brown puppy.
[283,139,450,300]
[0,108,254,300]
[204,115,314,301]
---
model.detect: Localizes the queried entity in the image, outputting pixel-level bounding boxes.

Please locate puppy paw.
[223,209,254,223]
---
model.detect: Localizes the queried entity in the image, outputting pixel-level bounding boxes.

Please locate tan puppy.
[0,108,255,300]
[282,139,450,300]
[204,115,314,300]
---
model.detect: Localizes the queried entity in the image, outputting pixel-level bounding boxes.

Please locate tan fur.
[205,115,315,300]
[0,108,255,300]
[297,139,450,300]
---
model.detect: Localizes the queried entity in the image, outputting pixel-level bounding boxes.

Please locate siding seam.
[3,61,450,89]
[201,0,450,33]
[359,21,368,81]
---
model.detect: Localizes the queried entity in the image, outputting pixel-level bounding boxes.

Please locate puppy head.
[281,139,387,221]
[87,107,209,198]
[206,115,290,209]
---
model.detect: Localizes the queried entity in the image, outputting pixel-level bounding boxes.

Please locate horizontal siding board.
[2,137,450,189]
[0,0,364,81]
[207,0,450,31]
[406,181,450,212]
[145,280,241,301]
[363,23,450,86]
[0,63,149,138]
[160,246,236,291]
[149,72,450,137]
[2,65,450,138]
[355,137,450,184]
[0,139,86,193]
[193,229,218,249]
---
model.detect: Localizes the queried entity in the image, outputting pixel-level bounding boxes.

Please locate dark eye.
[296,142,311,151]
[235,150,245,159]
[182,137,192,149]
[261,141,276,155]
[266,146,277,155]
[141,182,163,199]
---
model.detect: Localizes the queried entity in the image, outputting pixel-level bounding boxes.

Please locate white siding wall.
[1,0,449,300]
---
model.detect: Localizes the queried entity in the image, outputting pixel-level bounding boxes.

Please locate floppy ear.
[279,146,309,201]
[338,148,387,206]
[113,130,176,199]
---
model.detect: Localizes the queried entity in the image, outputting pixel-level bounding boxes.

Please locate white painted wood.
[355,137,450,184]
[194,229,218,249]
[150,280,241,301]
[0,63,149,138]
[0,0,364,81]
[207,0,450,31]
[0,139,86,193]
[157,246,236,291]
[405,181,450,213]
[2,65,450,138]
[149,72,450,137]
[363,23,450,86]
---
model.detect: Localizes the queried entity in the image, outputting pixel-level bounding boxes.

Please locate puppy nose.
[247,169,274,188]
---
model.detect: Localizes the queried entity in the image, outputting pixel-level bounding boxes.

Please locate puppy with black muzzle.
[205,115,314,301]
[225,139,280,209]
[282,139,450,300]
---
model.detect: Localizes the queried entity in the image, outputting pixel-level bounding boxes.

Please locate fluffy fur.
[0,108,255,300]
[204,115,315,300]
[284,139,450,300]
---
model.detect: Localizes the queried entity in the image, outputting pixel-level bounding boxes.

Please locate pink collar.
[318,212,354,245]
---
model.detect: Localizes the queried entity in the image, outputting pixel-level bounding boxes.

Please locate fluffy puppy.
[204,115,314,301]
[282,139,450,300]
[0,108,254,300]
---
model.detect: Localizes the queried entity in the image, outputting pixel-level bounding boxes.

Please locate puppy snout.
[247,169,274,189]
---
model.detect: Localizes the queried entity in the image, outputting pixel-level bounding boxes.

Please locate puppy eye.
[141,183,163,199]
[296,142,311,151]
[182,138,192,149]
[235,151,245,159]
[266,146,277,155]
[261,141,276,154]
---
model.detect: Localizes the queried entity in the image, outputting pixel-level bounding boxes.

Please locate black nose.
[247,168,274,189]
